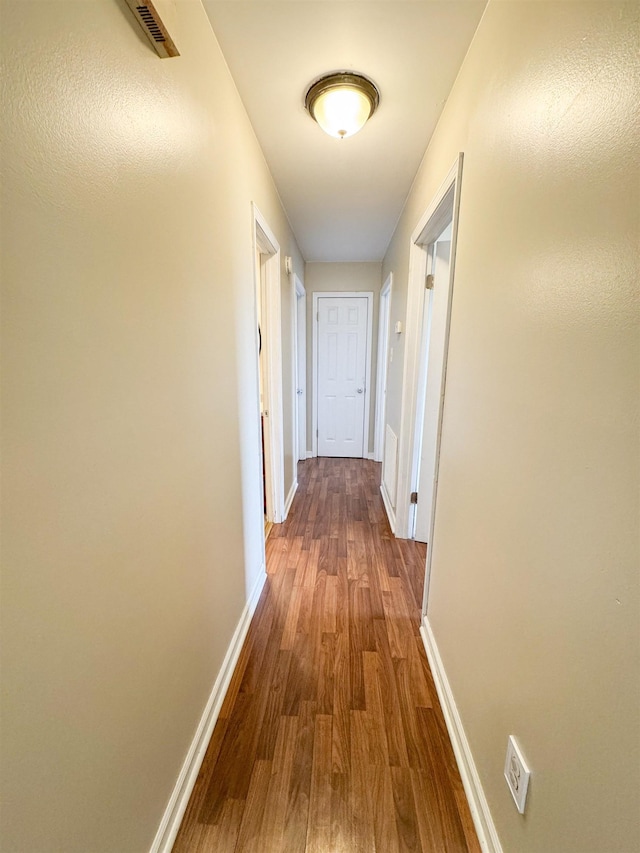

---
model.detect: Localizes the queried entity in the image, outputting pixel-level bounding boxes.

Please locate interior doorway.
[292,274,307,462]
[255,248,267,522]
[252,204,285,527]
[412,227,452,542]
[374,272,392,462]
[392,155,464,611]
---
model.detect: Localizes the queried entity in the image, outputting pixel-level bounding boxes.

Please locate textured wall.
[382,2,639,850]
[0,1,302,849]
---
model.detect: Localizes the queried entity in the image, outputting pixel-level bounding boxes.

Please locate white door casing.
[414,240,451,542]
[313,293,373,458]
[374,273,392,462]
[392,155,463,617]
[252,203,285,525]
[293,274,307,462]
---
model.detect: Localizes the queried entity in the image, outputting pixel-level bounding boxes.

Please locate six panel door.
[317,296,369,457]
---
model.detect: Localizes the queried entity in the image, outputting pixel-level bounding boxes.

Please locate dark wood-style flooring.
[173,458,480,852]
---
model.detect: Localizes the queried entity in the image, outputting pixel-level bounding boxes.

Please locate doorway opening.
[374,272,393,463]
[252,204,285,532]
[410,222,453,543]
[292,274,307,464]
[393,155,464,612]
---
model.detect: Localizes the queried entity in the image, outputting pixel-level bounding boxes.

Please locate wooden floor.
[174,458,480,852]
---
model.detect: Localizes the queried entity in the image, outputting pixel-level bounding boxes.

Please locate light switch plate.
[504,735,531,814]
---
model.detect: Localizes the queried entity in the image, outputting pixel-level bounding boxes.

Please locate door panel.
[317,296,368,457]
[415,241,451,542]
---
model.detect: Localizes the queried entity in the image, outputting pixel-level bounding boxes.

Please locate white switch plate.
[504,735,531,814]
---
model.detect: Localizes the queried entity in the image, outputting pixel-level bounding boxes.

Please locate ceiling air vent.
[125,0,179,58]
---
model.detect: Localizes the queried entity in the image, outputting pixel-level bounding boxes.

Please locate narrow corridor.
[174,458,480,852]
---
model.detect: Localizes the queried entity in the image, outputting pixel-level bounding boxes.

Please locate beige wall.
[382,2,639,851]
[0,1,302,850]
[305,262,382,455]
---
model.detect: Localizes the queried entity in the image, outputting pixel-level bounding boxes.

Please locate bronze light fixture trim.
[304,71,380,139]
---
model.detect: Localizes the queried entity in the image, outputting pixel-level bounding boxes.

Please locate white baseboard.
[150,568,267,853]
[365,451,375,460]
[284,479,298,519]
[305,451,313,459]
[379,482,396,534]
[420,617,503,853]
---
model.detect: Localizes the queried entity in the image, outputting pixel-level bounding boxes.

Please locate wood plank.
[349,710,376,853]
[306,714,333,853]
[282,700,316,853]
[390,765,421,852]
[362,651,391,766]
[349,583,375,711]
[371,765,401,853]
[331,629,351,774]
[256,715,300,850]
[372,620,411,768]
[256,649,293,760]
[329,771,352,853]
[234,760,272,851]
[193,798,243,852]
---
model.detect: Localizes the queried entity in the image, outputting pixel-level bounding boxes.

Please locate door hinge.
[410,491,418,504]
[425,274,434,290]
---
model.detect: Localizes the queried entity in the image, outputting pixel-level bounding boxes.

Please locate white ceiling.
[202,1,487,262]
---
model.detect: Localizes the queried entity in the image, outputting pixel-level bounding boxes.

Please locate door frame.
[252,203,285,524]
[292,272,307,462]
[394,154,463,609]
[374,272,393,462]
[411,237,451,542]
[312,291,374,459]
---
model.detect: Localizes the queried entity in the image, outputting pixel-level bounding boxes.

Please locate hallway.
[173,458,480,852]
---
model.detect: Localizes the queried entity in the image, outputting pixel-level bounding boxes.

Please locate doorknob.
[357,387,363,394]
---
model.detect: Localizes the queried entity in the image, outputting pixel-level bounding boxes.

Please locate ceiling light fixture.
[305,72,380,139]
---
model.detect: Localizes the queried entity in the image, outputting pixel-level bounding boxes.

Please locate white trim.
[420,617,503,853]
[305,451,313,460]
[374,273,392,462]
[365,452,375,461]
[284,478,298,519]
[395,155,464,545]
[292,274,307,464]
[379,483,396,534]
[252,203,285,524]
[150,569,267,853]
[312,291,374,459]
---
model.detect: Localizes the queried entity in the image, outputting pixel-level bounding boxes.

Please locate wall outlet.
[504,735,531,814]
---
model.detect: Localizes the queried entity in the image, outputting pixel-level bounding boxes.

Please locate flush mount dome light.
[305,72,380,139]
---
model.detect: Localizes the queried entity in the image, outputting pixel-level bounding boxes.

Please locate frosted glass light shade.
[312,87,372,138]
[305,72,379,139]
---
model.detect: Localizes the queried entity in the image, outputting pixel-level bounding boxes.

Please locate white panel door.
[415,241,451,542]
[317,296,368,457]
